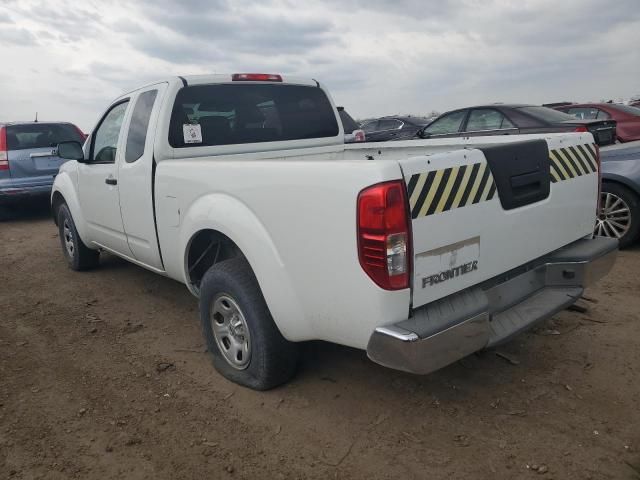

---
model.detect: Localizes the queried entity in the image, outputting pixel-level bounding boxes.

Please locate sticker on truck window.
[183,124,202,144]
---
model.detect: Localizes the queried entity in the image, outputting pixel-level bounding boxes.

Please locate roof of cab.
[180,74,319,87]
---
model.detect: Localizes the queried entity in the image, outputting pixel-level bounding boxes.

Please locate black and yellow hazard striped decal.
[407,143,597,219]
[407,162,497,219]
[548,143,597,183]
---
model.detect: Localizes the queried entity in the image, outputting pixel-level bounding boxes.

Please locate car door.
[376,119,404,140]
[420,110,468,139]
[77,100,131,255]
[117,84,167,270]
[462,108,519,137]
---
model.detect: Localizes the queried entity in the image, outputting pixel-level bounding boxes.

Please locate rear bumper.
[366,236,618,375]
[0,177,54,204]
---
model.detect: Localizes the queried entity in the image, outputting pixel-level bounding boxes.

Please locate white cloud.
[0,0,638,129]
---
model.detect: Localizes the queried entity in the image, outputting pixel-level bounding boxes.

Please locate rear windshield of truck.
[6,123,84,151]
[169,84,340,147]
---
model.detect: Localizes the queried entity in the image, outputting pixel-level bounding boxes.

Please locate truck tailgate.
[399,137,598,309]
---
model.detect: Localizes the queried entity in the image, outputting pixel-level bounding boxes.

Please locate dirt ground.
[1,202,639,480]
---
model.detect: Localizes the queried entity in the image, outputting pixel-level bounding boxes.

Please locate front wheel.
[199,257,298,390]
[57,203,100,270]
[595,183,640,249]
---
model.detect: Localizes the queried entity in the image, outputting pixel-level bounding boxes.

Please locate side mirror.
[57,141,85,161]
[417,129,431,139]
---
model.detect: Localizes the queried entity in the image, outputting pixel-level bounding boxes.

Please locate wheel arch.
[50,173,91,245]
[177,194,310,341]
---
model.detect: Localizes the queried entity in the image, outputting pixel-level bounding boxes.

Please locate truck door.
[117,83,167,270]
[77,100,132,255]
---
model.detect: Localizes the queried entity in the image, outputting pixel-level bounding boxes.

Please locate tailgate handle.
[510,171,541,198]
[105,178,117,185]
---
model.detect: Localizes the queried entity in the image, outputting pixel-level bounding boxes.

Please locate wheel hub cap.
[210,295,251,370]
[595,191,631,239]
[63,219,75,258]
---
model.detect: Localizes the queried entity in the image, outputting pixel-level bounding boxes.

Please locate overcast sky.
[1,0,639,130]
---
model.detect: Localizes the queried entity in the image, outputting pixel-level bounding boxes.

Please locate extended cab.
[52,74,617,390]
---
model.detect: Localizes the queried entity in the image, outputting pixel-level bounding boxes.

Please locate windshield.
[6,123,83,151]
[169,84,339,147]
[516,106,577,123]
[338,109,359,133]
[610,104,640,116]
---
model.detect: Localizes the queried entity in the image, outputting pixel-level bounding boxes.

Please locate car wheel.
[57,203,100,270]
[199,257,298,390]
[595,183,640,249]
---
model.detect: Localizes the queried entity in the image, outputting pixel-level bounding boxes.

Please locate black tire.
[56,203,100,270]
[597,182,640,249]
[199,257,298,390]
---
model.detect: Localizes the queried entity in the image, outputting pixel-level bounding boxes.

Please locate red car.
[555,103,640,142]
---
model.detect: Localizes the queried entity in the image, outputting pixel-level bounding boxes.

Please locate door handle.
[105,178,117,185]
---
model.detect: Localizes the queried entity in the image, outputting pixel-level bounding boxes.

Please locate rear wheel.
[57,203,100,270]
[595,183,640,249]
[199,257,298,390]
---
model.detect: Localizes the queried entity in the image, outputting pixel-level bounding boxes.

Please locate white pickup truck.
[52,73,617,390]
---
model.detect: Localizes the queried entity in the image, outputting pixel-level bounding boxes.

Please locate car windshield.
[338,109,359,133]
[6,123,83,151]
[610,104,640,116]
[169,83,339,147]
[517,106,576,123]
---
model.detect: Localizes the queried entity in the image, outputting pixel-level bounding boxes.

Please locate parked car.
[337,106,365,143]
[417,104,617,146]
[554,103,640,143]
[361,116,430,142]
[0,121,85,216]
[52,73,615,390]
[598,141,640,247]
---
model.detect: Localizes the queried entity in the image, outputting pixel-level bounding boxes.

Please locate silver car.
[0,121,85,214]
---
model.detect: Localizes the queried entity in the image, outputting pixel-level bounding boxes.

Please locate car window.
[338,109,359,133]
[169,84,339,147]
[92,101,129,163]
[465,109,515,131]
[6,123,83,151]
[596,109,611,120]
[566,107,598,120]
[378,119,402,130]
[361,121,379,133]
[424,110,466,135]
[125,90,158,163]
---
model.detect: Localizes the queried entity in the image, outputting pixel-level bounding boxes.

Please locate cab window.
[125,90,158,163]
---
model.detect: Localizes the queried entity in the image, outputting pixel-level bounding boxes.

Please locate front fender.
[51,166,92,246]
[177,193,309,342]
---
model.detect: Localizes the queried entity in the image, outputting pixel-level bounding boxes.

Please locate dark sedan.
[416,104,617,146]
[361,116,430,142]
[555,103,640,143]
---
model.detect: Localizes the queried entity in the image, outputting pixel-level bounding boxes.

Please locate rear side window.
[169,84,339,148]
[465,109,515,131]
[378,119,402,130]
[6,123,83,151]
[125,90,158,163]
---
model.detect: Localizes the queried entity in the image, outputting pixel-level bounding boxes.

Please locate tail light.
[0,126,8,171]
[574,126,589,133]
[357,180,411,290]
[353,130,366,142]
[232,73,282,82]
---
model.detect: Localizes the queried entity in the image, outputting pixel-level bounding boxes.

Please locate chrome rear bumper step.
[367,236,618,375]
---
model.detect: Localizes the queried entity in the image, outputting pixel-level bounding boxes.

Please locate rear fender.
[178,193,309,341]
